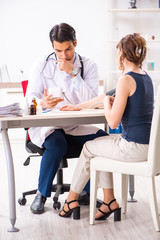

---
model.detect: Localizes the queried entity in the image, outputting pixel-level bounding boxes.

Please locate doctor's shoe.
[30,194,46,214]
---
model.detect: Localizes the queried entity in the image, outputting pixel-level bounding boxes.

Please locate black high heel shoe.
[59,200,80,220]
[95,199,121,221]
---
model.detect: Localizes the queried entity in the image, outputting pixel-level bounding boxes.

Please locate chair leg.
[149,177,160,232]
[90,169,98,225]
[121,174,128,214]
[52,168,70,209]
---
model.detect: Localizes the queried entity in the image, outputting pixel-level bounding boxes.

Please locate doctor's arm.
[40,89,64,109]
[27,59,63,109]
[72,61,99,102]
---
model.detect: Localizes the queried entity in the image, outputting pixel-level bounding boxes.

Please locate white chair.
[90,85,160,231]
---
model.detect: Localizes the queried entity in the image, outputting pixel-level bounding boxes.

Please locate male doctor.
[26,23,107,214]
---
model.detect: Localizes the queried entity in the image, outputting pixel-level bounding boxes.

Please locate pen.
[42,109,53,113]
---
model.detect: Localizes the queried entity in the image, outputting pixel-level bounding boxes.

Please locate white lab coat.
[27,53,100,147]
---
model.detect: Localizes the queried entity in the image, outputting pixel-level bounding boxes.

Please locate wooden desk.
[0,109,105,232]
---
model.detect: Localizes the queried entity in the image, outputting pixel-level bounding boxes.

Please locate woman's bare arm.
[60,94,105,111]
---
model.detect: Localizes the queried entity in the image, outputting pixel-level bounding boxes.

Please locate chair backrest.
[21,80,30,141]
[147,85,160,176]
[21,80,29,97]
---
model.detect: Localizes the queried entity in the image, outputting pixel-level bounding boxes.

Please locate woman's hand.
[40,89,64,109]
[104,95,115,109]
[60,104,82,111]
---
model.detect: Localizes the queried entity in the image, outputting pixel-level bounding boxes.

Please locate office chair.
[18,80,79,209]
[90,86,160,231]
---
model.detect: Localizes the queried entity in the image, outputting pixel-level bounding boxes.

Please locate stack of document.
[0,102,22,117]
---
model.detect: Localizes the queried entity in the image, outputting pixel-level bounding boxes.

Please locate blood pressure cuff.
[105,88,116,96]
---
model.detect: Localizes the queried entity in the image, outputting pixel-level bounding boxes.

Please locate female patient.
[59,33,154,221]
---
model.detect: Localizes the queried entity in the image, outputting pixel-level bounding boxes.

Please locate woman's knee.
[82,141,95,160]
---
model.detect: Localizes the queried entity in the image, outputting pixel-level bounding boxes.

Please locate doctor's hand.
[60,104,81,111]
[40,89,64,109]
[56,59,74,74]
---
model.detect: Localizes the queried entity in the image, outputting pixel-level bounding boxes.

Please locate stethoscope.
[40,52,85,104]
[41,52,84,79]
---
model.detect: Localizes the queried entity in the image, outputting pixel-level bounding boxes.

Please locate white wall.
[106,0,160,94]
[0,0,159,89]
[0,0,107,82]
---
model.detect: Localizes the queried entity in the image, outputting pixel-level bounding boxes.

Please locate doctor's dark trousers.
[38,129,108,197]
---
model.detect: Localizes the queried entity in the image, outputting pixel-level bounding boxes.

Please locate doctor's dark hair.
[116,33,147,71]
[49,23,76,45]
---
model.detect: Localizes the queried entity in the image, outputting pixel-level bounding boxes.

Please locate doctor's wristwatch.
[70,68,79,77]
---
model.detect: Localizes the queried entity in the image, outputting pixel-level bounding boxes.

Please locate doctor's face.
[53,40,77,62]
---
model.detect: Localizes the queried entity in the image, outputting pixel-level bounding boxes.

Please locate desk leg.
[1,129,19,232]
[127,175,137,202]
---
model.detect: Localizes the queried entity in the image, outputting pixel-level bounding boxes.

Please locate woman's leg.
[60,135,119,215]
[95,188,119,219]
[70,135,121,194]
[65,129,108,193]
[60,135,148,217]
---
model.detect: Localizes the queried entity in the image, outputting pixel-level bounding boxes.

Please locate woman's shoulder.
[117,74,136,97]
[117,74,133,84]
